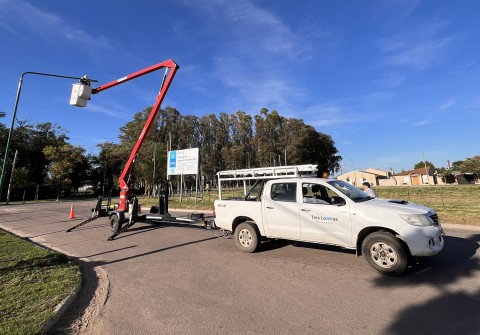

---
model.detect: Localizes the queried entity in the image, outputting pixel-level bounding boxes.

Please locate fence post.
[440,187,445,208]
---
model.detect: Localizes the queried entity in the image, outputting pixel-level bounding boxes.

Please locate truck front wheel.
[234,222,260,253]
[361,232,407,276]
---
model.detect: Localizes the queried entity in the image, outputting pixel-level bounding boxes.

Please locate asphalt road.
[1,200,479,335]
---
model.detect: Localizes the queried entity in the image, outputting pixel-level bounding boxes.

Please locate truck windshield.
[327,180,372,202]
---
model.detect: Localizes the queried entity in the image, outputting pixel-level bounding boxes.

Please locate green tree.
[414,161,435,171]
[12,167,33,203]
[458,156,480,176]
[0,112,6,147]
[199,114,220,186]
[43,144,86,199]
[312,132,342,175]
[451,160,464,171]
[111,105,342,193]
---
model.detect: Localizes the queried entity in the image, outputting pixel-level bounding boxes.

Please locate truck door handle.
[266,206,274,209]
[301,208,310,212]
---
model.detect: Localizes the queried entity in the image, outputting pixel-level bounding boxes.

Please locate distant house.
[452,172,479,185]
[392,167,437,186]
[336,168,389,187]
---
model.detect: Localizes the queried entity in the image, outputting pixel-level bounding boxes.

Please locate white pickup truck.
[213,165,444,276]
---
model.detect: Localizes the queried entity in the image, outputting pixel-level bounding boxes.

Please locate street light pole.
[0,72,97,203]
[347,157,356,185]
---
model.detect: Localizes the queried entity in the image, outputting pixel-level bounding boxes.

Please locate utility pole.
[422,151,429,184]
[152,143,156,197]
[6,150,18,205]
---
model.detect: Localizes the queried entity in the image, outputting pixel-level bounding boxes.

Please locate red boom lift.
[66,60,211,240]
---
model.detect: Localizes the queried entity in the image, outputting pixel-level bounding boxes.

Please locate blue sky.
[0,0,479,174]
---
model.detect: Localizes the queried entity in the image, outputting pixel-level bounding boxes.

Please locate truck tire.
[234,222,260,253]
[361,232,407,276]
[109,215,122,234]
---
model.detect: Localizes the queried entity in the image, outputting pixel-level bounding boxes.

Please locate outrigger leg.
[66,197,103,233]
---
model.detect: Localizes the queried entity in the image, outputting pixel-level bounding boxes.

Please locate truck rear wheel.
[234,222,260,253]
[361,232,407,276]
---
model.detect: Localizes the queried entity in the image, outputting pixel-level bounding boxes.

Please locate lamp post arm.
[0,72,97,203]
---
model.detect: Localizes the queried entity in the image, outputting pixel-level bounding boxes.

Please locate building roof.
[363,168,389,177]
[393,166,431,176]
[336,169,389,179]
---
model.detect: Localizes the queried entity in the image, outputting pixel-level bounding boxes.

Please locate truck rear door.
[263,181,300,239]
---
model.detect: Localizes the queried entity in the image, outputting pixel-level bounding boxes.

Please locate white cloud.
[177,0,328,114]
[378,20,453,70]
[211,56,302,113]
[385,40,449,69]
[0,0,113,51]
[86,102,131,120]
[439,99,455,110]
[372,0,421,17]
[468,98,480,109]
[412,120,430,127]
[303,104,354,127]
[179,0,319,60]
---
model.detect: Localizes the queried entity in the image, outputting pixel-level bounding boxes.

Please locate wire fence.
[376,186,480,226]
[173,185,480,226]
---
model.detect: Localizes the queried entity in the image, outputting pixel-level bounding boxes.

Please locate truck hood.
[360,198,435,215]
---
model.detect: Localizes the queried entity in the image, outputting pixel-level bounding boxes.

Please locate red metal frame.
[92,59,179,211]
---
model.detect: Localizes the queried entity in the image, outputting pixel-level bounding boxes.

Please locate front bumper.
[399,223,445,256]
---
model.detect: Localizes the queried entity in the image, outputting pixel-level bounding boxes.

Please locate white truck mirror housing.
[70,83,92,107]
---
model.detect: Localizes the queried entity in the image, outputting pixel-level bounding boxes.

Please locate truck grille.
[429,214,439,226]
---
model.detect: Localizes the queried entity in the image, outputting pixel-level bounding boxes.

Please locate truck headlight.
[399,214,434,226]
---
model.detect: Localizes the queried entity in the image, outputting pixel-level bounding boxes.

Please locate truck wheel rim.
[238,228,252,247]
[369,242,397,268]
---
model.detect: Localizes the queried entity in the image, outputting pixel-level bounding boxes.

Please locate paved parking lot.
[1,200,480,335]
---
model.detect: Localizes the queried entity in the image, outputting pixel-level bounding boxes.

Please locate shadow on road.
[375,234,480,335]
[98,236,218,265]
[109,220,210,241]
[257,238,357,255]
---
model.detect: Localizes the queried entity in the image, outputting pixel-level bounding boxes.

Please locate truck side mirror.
[330,196,346,206]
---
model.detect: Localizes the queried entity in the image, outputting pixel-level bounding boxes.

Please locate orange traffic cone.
[69,204,75,219]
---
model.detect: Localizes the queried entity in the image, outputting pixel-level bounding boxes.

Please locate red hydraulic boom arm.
[91,59,179,211]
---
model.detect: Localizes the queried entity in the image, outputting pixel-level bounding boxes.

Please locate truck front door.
[299,183,352,247]
[263,181,300,239]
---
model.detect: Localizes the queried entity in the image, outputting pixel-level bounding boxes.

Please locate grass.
[138,185,480,226]
[0,231,80,335]
[376,185,480,226]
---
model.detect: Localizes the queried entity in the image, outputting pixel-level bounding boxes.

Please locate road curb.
[42,267,82,333]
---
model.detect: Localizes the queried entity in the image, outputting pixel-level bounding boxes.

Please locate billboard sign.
[167,148,199,176]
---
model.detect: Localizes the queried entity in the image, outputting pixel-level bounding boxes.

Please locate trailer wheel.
[234,222,260,253]
[361,232,407,276]
[109,215,122,234]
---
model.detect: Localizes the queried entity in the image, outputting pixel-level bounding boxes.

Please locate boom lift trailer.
[66,60,212,240]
